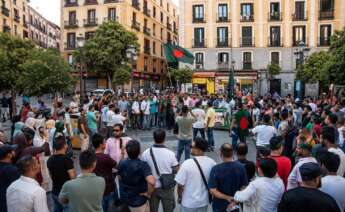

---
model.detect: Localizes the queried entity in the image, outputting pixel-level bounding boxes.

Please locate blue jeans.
[231,128,238,150]
[102,192,117,212]
[52,194,68,212]
[207,128,214,147]
[143,114,151,129]
[341,141,345,153]
[193,128,206,139]
[177,139,192,162]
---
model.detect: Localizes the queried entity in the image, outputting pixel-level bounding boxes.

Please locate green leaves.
[113,65,131,85]
[170,68,193,84]
[267,63,281,77]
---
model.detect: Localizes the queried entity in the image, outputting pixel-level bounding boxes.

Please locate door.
[270,79,281,96]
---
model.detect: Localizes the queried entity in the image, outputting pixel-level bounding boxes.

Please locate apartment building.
[61,0,178,91]
[179,0,345,96]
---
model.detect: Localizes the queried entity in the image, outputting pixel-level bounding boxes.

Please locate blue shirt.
[208,161,248,212]
[86,111,97,130]
[118,158,152,207]
[150,100,158,114]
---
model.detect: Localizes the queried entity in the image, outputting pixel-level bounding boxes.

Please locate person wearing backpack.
[175,137,216,212]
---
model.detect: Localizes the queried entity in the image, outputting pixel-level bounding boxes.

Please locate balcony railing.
[143,26,151,35]
[14,15,20,23]
[195,63,204,70]
[132,0,140,10]
[64,20,78,29]
[167,23,172,30]
[83,18,98,27]
[104,16,119,22]
[2,25,10,33]
[268,37,282,47]
[240,37,254,47]
[319,10,334,20]
[84,0,98,5]
[216,14,230,22]
[292,11,308,21]
[268,12,282,21]
[218,62,229,71]
[216,37,230,47]
[131,20,140,31]
[64,0,78,7]
[1,6,9,17]
[240,14,254,22]
[144,46,150,54]
[192,39,206,48]
[318,37,330,46]
[293,40,307,46]
[64,42,76,50]
[143,7,151,16]
[243,61,252,70]
[192,17,205,23]
[104,0,122,3]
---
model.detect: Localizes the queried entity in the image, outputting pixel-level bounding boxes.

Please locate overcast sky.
[30,0,179,26]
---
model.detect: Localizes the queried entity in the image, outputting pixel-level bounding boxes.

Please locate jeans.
[193,128,206,139]
[158,113,166,127]
[181,205,208,212]
[149,188,175,212]
[88,128,97,148]
[177,139,191,162]
[143,114,151,129]
[52,194,68,212]
[231,128,238,150]
[102,192,116,212]
[150,113,157,127]
[206,128,214,147]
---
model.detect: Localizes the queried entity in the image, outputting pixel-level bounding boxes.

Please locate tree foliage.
[170,68,193,84]
[113,65,131,86]
[267,63,281,77]
[81,21,139,88]
[20,49,74,96]
[328,28,345,85]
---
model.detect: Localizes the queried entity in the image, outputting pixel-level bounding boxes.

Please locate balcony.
[2,25,10,33]
[195,63,204,70]
[143,26,151,35]
[240,37,254,47]
[192,39,206,48]
[104,16,118,22]
[192,17,205,23]
[143,7,151,16]
[240,15,254,22]
[268,37,282,47]
[64,0,78,7]
[216,37,230,47]
[131,20,140,31]
[1,6,9,17]
[268,12,282,21]
[218,62,229,71]
[64,20,79,29]
[14,15,20,23]
[174,27,178,34]
[167,23,172,30]
[293,40,307,46]
[319,10,334,20]
[318,37,330,46]
[243,61,252,70]
[64,42,76,50]
[292,12,308,21]
[104,0,122,3]
[83,18,98,27]
[144,46,150,54]
[216,15,230,22]
[132,0,140,10]
[84,0,98,5]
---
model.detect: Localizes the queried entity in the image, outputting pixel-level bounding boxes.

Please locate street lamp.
[126,45,138,92]
[228,45,236,100]
[76,34,85,106]
[293,41,310,99]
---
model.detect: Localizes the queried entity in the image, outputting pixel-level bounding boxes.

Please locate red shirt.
[271,155,292,189]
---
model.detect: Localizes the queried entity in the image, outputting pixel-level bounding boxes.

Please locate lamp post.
[228,45,236,100]
[76,34,85,106]
[293,41,310,99]
[126,45,138,93]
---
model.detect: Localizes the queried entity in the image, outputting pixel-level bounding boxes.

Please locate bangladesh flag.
[235,109,250,136]
[163,43,194,64]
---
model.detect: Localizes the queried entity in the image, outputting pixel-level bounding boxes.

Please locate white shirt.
[7,176,49,212]
[101,106,109,123]
[132,101,140,114]
[320,175,345,212]
[308,102,317,112]
[175,156,216,208]
[112,114,126,126]
[141,146,179,188]
[328,147,345,177]
[287,157,317,190]
[251,125,277,146]
[234,176,285,212]
[338,127,344,147]
[192,108,206,129]
[106,110,115,126]
[140,100,150,115]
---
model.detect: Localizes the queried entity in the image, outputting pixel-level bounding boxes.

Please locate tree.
[296,51,333,91]
[267,63,281,78]
[0,33,35,115]
[81,21,139,88]
[328,28,345,85]
[170,68,193,84]
[20,48,74,96]
[113,65,131,86]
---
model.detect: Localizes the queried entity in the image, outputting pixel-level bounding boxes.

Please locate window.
[153,41,156,54]
[153,6,156,18]
[218,52,229,64]
[293,26,306,46]
[270,26,281,46]
[161,44,163,57]
[319,0,334,19]
[218,4,228,22]
[193,28,205,47]
[87,9,96,23]
[241,3,254,21]
[108,8,116,21]
[153,23,156,36]
[167,3,169,12]
[144,39,150,54]
[193,5,204,22]
[269,2,280,20]
[243,52,252,69]
[144,57,148,71]
[68,54,73,65]
[195,52,204,68]
[160,12,163,23]
[241,26,253,46]
[14,25,17,35]
[319,24,331,46]
[167,32,171,43]
[294,1,306,20]
[153,59,157,72]
[271,52,280,65]
[85,31,95,40]
[67,32,76,48]
[217,27,228,47]
[161,28,163,40]
[69,11,76,23]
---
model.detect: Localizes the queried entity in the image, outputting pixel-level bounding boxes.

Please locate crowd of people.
[0,91,345,212]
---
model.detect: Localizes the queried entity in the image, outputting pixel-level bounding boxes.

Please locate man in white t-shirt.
[141,129,179,212]
[192,101,206,139]
[175,137,216,212]
[112,108,126,126]
[141,97,150,130]
[105,104,115,138]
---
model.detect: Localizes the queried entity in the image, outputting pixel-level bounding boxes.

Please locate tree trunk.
[11,89,16,118]
[107,72,112,89]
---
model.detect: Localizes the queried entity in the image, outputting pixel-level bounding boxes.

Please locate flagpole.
[167,66,173,88]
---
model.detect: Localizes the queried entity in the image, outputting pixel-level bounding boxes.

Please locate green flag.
[163,43,194,64]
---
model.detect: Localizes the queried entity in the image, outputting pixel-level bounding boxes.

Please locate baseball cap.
[0,144,17,159]
[270,136,284,150]
[299,162,322,181]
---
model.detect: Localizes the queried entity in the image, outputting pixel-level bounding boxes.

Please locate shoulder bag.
[150,148,176,189]
[193,158,213,203]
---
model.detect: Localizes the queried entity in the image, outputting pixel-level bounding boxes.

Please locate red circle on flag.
[173,49,184,58]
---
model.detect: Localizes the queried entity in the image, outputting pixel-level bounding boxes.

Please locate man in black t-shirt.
[47,135,76,212]
[236,142,256,181]
[278,162,340,212]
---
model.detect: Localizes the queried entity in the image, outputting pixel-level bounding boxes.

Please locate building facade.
[179,0,345,96]
[61,0,178,91]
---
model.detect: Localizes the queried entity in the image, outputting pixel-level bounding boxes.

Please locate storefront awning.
[193,71,216,78]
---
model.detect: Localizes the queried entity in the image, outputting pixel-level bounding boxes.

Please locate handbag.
[150,148,176,189]
[193,158,213,204]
